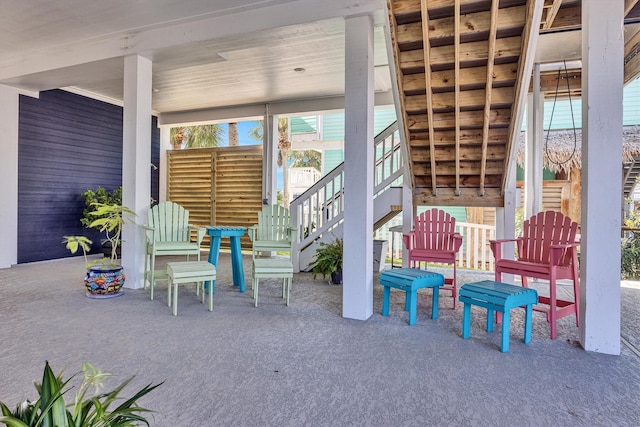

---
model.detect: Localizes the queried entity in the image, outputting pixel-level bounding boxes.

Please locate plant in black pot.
[309,238,343,284]
[80,186,122,258]
[63,202,136,298]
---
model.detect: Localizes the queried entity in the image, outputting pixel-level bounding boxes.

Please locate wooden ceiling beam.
[541,0,563,30]
[420,0,438,196]
[413,161,504,176]
[399,36,522,70]
[404,63,518,93]
[480,0,500,196]
[405,86,515,113]
[624,27,640,83]
[396,5,526,45]
[626,0,640,16]
[414,187,503,207]
[388,0,417,189]
[410,144,506,162]
[454,0,461,195]
[543,6,580,31]
[409,128,509,146]
[407,108,512,130]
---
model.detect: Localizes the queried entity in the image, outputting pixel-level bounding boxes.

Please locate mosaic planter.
[84,265,125,298]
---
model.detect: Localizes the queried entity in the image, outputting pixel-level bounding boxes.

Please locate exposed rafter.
[420,0,438,196]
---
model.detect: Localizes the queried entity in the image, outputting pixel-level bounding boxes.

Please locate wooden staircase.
[623,157,640,199]
[387,0,540,207]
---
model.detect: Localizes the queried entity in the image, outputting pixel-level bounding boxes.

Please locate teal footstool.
[459,280,538,352]
[380,268,444,325]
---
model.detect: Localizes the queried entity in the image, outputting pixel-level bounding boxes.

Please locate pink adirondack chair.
[490,210,580,339]
[403,208,463,308]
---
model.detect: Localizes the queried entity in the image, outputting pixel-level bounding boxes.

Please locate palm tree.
[228,122,239,146]
[170,124,223,149]
[290,150,321,171]
[249,118,292,207]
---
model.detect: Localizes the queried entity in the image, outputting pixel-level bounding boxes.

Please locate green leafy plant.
[0,361,162,427]
[63,203,136,268]
[309,238,343,280]
[80,187,122,228]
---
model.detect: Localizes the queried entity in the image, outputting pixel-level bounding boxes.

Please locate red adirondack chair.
[490,210,580,339]
[403,208,463,308]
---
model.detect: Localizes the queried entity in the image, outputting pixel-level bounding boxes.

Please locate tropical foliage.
[170,125,223,149]
[309,238,343,280]
[0,361,162,427]
[63,203,136,268]
[80,187,122,228]
[622,207,640,279]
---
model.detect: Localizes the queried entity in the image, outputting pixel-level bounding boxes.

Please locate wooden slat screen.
[167,145,263,249]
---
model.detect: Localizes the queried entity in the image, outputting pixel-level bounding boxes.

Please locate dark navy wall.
[18,89,159,263]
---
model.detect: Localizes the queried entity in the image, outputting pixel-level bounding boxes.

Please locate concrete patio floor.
[0,253,638,426]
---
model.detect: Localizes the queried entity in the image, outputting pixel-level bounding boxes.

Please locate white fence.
[376,219,496,272]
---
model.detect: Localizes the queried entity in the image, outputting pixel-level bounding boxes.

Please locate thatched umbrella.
[517,125,640,174]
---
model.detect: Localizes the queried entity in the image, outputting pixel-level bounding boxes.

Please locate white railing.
[291,121,403,254]
[455,221,496,272]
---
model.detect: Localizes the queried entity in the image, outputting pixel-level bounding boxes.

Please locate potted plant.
[0,361,162,427]
[80,186,122,258]
[63,202,136,298]
[309,238,343,284]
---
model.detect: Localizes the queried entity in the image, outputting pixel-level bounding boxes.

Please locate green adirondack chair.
[247,205,296,259]
[144,201,206,300]
[248,205,296,307]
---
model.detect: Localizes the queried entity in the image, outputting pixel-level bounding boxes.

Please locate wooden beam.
[544,6,580,30]
[404,86,515,113]
[415,174,503,188]
[399,36,522,70]
[455,0,461,195]
[414,187,503,207]
[413,160,504,176]
[480,0,500,195]
[405,63,518,92]
[541,0,563,30]
[503,0,543,191]
[409,127,509,146]
[624,27,640,83]
[406,108,512,131]
[396,5,526,45]
[626,0,640,16]
[410,144,506,162]
[421,0,438,196]
[388,0,417,189]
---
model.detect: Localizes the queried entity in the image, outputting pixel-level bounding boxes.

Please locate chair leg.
[172,281,179,316]
[286,277,291,306]
[143,252,149,290]
[451,264,457,310]
[167,277,172,307]
[573,277,580,327]
[254,277,259,307]
[549,276,558,339]
[149,254,156,300]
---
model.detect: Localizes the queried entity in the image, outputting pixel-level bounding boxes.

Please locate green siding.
[323,149,344,174]
[516,165,556,181]
[321,108,397,141]
[290,116,316,133]
[418,206,467,222]
[521,77,640,130]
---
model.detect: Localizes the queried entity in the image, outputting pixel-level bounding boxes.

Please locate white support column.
[262,108,278,206]
[122,55,152,289]
[525,63,543,218]
[159,126,170,202]
[495,164,518,284]
[580,0,623,355]
[0,85,20,269]
[401,182,413,268]
[342,14,375,320]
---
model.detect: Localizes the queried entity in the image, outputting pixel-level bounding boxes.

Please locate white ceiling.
[0,0,390,118]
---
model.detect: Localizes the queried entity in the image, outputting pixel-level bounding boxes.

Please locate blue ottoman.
[379,268,444,325]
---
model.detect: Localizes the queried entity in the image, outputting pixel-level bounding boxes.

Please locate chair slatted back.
[257,205,291,241]
[413,208,457,251]
[147,201,191,242]
[519,210,578,266]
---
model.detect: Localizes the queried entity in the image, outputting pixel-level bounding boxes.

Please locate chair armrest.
[489,238,520,261]
[247,225,258,242]
[143,225,156,244]
[549,242,580,265]
[286,226,297,244]
[452,233,463,252]
[188,225,207,245]
[402,232,414,250]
